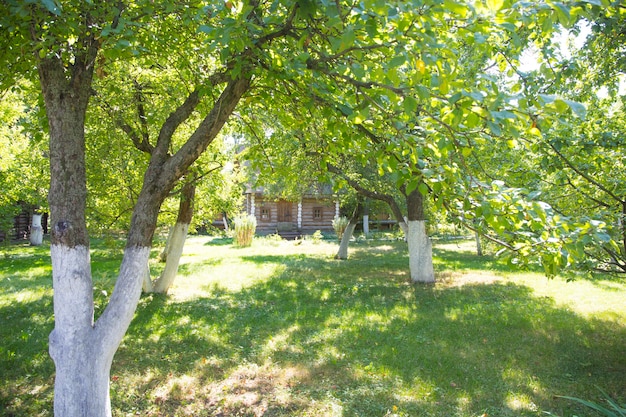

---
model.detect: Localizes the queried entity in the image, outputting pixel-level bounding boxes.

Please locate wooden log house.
[244,187,340,239]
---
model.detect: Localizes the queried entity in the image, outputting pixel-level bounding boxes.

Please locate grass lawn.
[1,235,625,416]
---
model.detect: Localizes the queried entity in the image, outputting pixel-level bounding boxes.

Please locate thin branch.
[544,139,624,204]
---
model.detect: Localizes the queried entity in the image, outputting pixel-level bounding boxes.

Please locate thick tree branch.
[326,162,406,225]
[164,75,251,188]
[152,89,201,162]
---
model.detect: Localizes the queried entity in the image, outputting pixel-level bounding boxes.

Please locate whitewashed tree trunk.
[148,180,195,294]
[142,261,153,293]
[39,22,250,412]
[407,220,435,283]
[398,221,408,236]
[336,223,356,260]
[30,213,43,246]
[475,230,483,256]
[335,200,362,260]
[152,222,189,293]
[50,245,150,416]
[158,226,174,262]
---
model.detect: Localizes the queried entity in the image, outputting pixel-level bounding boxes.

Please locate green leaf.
[562,99,587,119]
[580,0,603,5]
[418,182,429,196]
[388,55,406,68]
[487,0,504,12]
[40,0,62,15]
[443,0,468,17]
[340,28,356,50]
[416,86,430,100]
[487,121,502,136]
[403,96,418,114]
[539,94,556,104]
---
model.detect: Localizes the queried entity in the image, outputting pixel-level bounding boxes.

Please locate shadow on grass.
[2,241,626,416]
[176,258,223,276]
[111,251,626,417]
[204,237,234,246]
[0,291,54,416]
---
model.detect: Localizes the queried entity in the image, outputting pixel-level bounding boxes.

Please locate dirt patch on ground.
[435,270,502,288]
[148,363,318,416]
[203,364,307,416]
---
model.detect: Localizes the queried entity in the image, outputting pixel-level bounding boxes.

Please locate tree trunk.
[406,220,435,283]
[406,186,435,283]
[362,200,370,236]
[50,245,150,416]
[38,52,104,415]
[223,212,230,232]
[336,200,363,260]
[39,22,250,409]
[475,229,483,256]
[158,226,172,263]
[150,181,196,294]
[336,222,356,259]
[30,213,43,246]
[398,220,408,236]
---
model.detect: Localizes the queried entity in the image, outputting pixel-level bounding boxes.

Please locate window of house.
[261,207,270,221]
[313,207,323,220]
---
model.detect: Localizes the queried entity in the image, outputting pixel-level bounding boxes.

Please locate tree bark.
[406,187,435,283]
[38,49,103,415]
[150,181,196,294]
[49,245,150,416]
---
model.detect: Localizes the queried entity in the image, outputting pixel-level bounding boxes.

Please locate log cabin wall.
[249,194,336,234]
[300,197,335,232]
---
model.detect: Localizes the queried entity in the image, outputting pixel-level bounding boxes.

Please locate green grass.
[1,236,626,416]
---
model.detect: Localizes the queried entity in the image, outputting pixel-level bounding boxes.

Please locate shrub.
[332,216,350,241]
[263,233,283,247]
[311,230,323,244]
[233,214,256,247]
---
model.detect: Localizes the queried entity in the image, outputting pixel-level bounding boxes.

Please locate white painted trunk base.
[336,223,356,259]
[406,220,435,283]
[30,214,43,246]
[399,221,408,237]
[152,222,189,293]
[50,245,150,417]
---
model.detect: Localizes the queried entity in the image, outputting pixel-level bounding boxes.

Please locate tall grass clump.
[332,215,349,241]
[233,214,256,247]
[553,389,626,417]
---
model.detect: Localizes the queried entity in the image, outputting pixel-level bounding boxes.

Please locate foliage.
[2,237,626,416]
[232,0,621,277]
[332,216,350,241]
[233,214,257,247]
[462,4,626,275]
[0,85,49,237]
